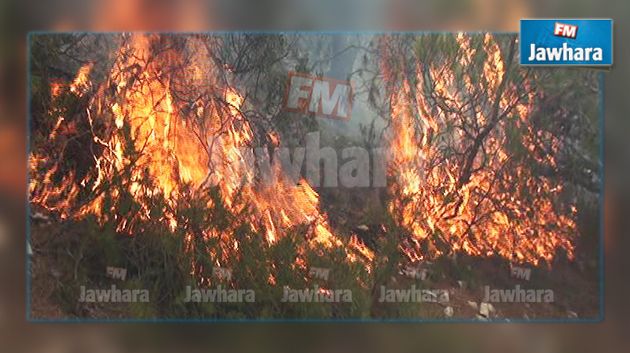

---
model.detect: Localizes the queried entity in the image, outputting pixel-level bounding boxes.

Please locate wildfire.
[30,33,576,284]
[382,34,576,265]
[30,34,371,279]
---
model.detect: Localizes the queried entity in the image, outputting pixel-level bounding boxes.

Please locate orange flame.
[382,34,576,265]
[30,34,370,281]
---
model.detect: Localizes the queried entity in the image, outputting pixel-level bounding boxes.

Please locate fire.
[381,34,576,265]
[30,34,370,281]
[30,33,576,286]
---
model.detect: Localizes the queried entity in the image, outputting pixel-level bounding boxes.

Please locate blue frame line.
[25,31,606,323]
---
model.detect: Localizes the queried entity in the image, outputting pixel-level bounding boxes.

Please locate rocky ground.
[29,209,600,321]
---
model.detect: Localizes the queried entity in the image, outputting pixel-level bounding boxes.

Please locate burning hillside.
[30,34,356,262]
[381,34,578,265]
[28,33,600,320]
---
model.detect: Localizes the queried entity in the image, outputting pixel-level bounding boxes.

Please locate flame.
[70,63,94,96]
[30,34,370,284]
[381,34,576,265]
[30,33,575,287]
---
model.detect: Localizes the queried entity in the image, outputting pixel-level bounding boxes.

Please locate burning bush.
[28,33,600,320]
